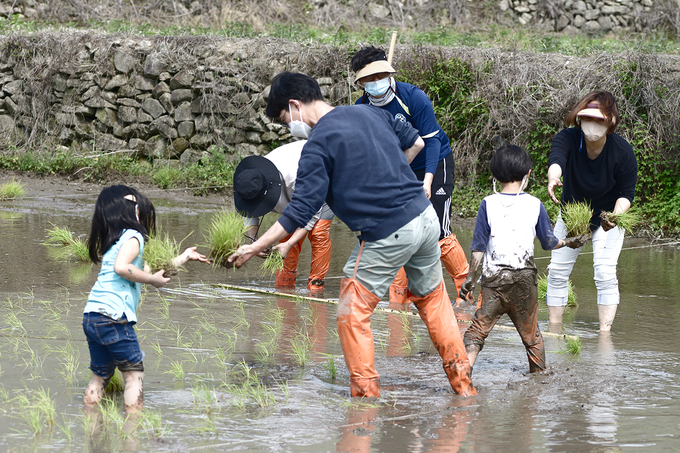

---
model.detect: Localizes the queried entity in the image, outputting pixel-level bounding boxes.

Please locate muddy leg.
[122,370,144,413]
[83,374,107,407]
[463,286,503,370]
[508,281,546,373]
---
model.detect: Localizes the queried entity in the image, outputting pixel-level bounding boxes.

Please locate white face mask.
[364,77,391,97]
[581,119,608,142]
[288,103,312,139]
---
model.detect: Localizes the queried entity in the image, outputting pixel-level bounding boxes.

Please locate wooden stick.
[211,283,578,340]
[387,31,398,65]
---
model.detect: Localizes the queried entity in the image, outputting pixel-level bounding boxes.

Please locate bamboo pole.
[387,31,398,65]
[211,283,578,341]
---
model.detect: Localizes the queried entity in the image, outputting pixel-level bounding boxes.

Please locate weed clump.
[562,202,593,237]
[0,178,25,200]
[206,209,246,267]
[600,209,640,235]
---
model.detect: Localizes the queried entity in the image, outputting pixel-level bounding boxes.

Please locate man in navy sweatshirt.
[228,72,476,398]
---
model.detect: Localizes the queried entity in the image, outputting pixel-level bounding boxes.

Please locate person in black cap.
[233,140,334,294]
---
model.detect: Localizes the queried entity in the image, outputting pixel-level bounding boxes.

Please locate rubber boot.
[598,304,618,332]
[388,267,409,305]
[275,233,303,287]
[410,281,477,396]
[337,278,381,397]
[307,219,332,295]
[439,235,470,305]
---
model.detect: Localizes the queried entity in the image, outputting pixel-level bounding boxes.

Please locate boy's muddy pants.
[274,218,333,292]
[337,206,476,398]
[463,269,546,373]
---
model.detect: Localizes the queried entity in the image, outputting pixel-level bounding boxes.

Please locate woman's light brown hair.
[565,90,619,135]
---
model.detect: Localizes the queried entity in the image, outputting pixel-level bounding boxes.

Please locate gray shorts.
[343,206,442,298]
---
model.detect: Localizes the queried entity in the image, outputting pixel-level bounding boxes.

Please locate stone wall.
[0,34,349,165]
[501,0,654,32]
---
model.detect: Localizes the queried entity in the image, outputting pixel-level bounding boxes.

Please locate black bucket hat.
[233,156,282,218]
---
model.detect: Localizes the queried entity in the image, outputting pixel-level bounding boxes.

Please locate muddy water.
[1,183,680,452]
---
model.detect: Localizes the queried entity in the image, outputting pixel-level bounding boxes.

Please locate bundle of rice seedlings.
[44,224,91,262]
[206,209,246,267]
[600,209,640,235]
[260,250,284,276]
[45,224,76,246]
[0,178,25,200]
[538,274,577,307]
[562,201,593,237]
[145,230,183,277]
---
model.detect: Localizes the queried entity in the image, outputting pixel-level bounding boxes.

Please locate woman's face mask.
[364,77,391,97]
[288,103,312,139]
[581,119,608,142]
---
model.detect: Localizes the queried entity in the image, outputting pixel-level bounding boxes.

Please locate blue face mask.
[364,77,391,97]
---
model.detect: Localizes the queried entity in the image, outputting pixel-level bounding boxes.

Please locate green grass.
[0,178,25,200]
[260,250,284,276]
[206,209,246,267]
[562,202,593,237]
[45,224,75,245]
[538,274,577,308]
[44,224,91,262]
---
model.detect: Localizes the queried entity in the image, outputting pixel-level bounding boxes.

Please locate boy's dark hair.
[88,185,151,264]
[489,145,532,183]
[351,46,387,72]
[265,72,324,119]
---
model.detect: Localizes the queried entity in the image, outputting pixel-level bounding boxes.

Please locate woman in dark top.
[546,91,638,332]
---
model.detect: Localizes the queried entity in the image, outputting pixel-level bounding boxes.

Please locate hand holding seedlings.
[563,233,591,249]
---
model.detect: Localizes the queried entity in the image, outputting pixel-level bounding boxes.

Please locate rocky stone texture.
[500,0,656,32]
[0,35,347,163]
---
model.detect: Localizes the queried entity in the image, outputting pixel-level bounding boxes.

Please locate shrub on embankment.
[0,33,678,235]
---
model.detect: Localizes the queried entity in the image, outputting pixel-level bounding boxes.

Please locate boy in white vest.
[459,145,587,373]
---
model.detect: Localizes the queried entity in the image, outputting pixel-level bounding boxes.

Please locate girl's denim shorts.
[83,312,144,379]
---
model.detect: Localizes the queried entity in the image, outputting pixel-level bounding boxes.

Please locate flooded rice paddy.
[1,179,680,452]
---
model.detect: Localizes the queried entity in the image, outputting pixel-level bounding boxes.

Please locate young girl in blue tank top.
[82,185,206,412]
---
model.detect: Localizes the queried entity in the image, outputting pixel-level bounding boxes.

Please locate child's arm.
[114,237,170,288]
[172,246,209,268]
[459,251,483,300]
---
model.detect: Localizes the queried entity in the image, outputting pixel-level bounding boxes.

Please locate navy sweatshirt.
[357,81,452,175]
[549,127,637,228]
[279,105,431,242]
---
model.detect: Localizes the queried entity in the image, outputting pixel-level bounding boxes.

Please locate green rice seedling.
[56,415,75,442]
[56,343,80,386]
[206,209,246,267]
[106,368,125,392]
[324,357,337,379]
[600,209,640,235]
[99,396,127,437]
[260,250,284,276]
[136,409,170,439]
[290,329,314,367]
[167,360,186,381]
[562,201,593,237]
[537,274,577,307]
[149,340,163,358]
[224,360,276,409]
[17,387,56,435]
[0,178,25,200]
[560,335,581,354]
[45,224,75,245]
[145,230,184,277]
